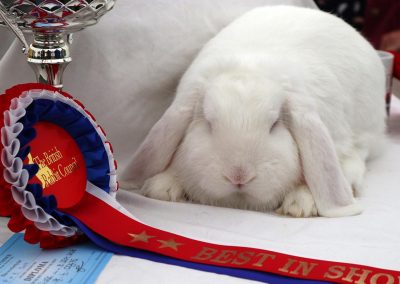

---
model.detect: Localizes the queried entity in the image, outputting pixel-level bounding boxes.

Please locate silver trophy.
[0,0,115,89]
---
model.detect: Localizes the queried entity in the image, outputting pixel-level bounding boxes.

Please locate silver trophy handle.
[0,8,29,54]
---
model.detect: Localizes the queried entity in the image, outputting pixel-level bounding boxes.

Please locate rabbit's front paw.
[141,171,184,202]
[276,185,318,217]
[340,151,366,197]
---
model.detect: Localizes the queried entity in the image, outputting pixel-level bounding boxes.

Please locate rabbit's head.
[172,69,301,210]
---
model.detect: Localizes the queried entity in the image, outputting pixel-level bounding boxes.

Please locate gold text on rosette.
[28,146,81,188]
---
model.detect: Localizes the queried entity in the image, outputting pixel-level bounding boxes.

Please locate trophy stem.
[27,33,71,90]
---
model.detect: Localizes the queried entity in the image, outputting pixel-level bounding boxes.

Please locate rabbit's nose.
[223,167,256,188]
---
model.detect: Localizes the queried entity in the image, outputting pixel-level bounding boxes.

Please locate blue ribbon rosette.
[0,83,117,248]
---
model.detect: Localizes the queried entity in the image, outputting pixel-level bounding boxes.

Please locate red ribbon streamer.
[62,193,400,284]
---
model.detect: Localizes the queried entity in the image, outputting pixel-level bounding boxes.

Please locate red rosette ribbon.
[0,83,117,248]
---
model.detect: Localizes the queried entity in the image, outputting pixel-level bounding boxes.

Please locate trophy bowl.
[0,0,116,88]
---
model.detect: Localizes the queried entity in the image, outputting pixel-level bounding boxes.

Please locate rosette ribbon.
[1,84,399,284]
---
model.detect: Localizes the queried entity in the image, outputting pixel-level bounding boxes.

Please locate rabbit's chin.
[179,177,294,212]
[188,189,285,212]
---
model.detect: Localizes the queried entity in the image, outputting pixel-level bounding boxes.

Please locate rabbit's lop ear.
[120,94,198,189]
[287,96,362,217]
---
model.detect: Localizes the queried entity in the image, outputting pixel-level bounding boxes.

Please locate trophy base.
[27,33,71,90]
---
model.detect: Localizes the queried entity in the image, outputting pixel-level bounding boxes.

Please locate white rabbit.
[120,6,386,217]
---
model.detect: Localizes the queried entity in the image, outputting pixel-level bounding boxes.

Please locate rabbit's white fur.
[121,6,386,217]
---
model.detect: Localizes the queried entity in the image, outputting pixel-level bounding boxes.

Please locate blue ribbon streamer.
[65,215,328,284]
